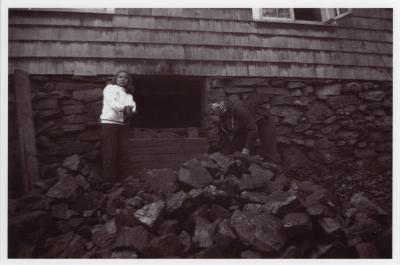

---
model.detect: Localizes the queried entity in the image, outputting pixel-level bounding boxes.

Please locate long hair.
[110,70,134,95]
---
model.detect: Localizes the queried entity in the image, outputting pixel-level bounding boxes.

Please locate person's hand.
[124,106,134,117]
[241,148,250,156]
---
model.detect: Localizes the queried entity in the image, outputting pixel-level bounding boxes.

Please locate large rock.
[110,250,138,259]
[327,95,359,109]
[147,233,182,257]
[282,213,312,237]
[46,175,79,200]
[134,201,165,228]
[249,163,274,180]
[51,203,78,220]
[62,154,81,171]
[178,159,213,189]
[230,210,287,254]
[43,232,86,258]
[346,213,382,239]
[165,191,189,214]
[73,191,105,212]
[192,245,225,258]
[355,242,378,258]
[262,191,303,216]
[316,83,342,99]
[157,220,180,235]
[214,219,236,249]
[318,217,342,237]
[91,218,118,248]
[144,168,178,198]
[116,226,152,254]
[192,216,219,249]
[350,193,387,217]
[306,102,333,123]
[112,226,152,253]
[72,88,102,102]
[363,90,385,101]
[239,173,270,191]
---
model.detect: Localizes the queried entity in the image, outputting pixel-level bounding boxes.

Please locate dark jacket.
[220,99,258,149]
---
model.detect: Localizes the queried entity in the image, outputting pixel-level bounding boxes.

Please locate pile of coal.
[8,153,392,258]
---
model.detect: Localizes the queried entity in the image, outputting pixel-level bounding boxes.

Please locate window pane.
[261,8,291,18]
[293,8,322,21]
[338,8,350,14]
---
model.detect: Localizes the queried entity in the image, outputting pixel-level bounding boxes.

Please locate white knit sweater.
[100,84,136,125]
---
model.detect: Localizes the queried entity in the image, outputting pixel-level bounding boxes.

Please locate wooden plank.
[9,26,392,55]
[338,16,392,31]
[10,21,392,45]
[9,40,392,69]
[351,8,393,20]
[14,69,40,193]
[9,58,392,80]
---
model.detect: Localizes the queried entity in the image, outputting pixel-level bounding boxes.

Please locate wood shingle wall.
[8,8,392,80]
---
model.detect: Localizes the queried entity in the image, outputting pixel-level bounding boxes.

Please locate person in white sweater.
[100,71,136,182]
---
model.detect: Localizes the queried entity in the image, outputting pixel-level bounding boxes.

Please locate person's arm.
[124,94,137,113]
[103,85,125,112]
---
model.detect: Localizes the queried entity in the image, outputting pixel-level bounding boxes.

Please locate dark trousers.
[220,117,277,162]
[101,123,127,182]
[257,117,277,162]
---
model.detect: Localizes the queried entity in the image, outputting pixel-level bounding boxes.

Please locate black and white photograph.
[1,0,398,262]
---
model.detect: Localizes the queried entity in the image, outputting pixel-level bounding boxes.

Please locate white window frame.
[24,8,115,14]
[252,8,352,25]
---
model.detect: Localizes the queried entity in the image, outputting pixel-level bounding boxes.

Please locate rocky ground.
[8,153,392,259]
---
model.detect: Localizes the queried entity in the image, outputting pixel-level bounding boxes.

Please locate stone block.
[110,250,138,258]
[157,219,180,236]
[316,83,342,99]
[318,217,342,236]
[46,175,79,200]
[72,88,102,102]
[355,242,378,258]
[91,218,118,249]
[165,191,188,214]
[113,226,150,252]
[192,216,218,249]
[73,191,105,212]
[134,201,165,228]
[240,250,263,258]
[350,193,386,217]
[282,213,312,237]
[363,90,385,101]
[148,233,182,257]
[62,104,85,115]
[33,99,59,110]
[62,154,81,171]
[192,245,224,258]
[230,210,286,254]
[178,159,213,189]
[287,81,306,89]
[327,95,359,109]
[343,82,362,93]
[306,102,334,123]
[224,87,254,94]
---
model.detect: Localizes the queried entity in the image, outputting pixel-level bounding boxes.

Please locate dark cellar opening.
[131,76,203,128]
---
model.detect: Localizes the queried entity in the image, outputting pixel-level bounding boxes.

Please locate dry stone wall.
[205,77,392,169]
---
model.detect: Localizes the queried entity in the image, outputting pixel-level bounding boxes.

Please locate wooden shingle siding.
[8,8,392,80]
[9,26,393,52]
[9,40,392,68]
[10,58,392,80]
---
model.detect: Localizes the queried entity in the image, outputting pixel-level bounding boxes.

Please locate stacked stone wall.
[205,78,392,168]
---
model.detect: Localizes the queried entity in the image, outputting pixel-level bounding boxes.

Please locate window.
[252,8,351,24]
